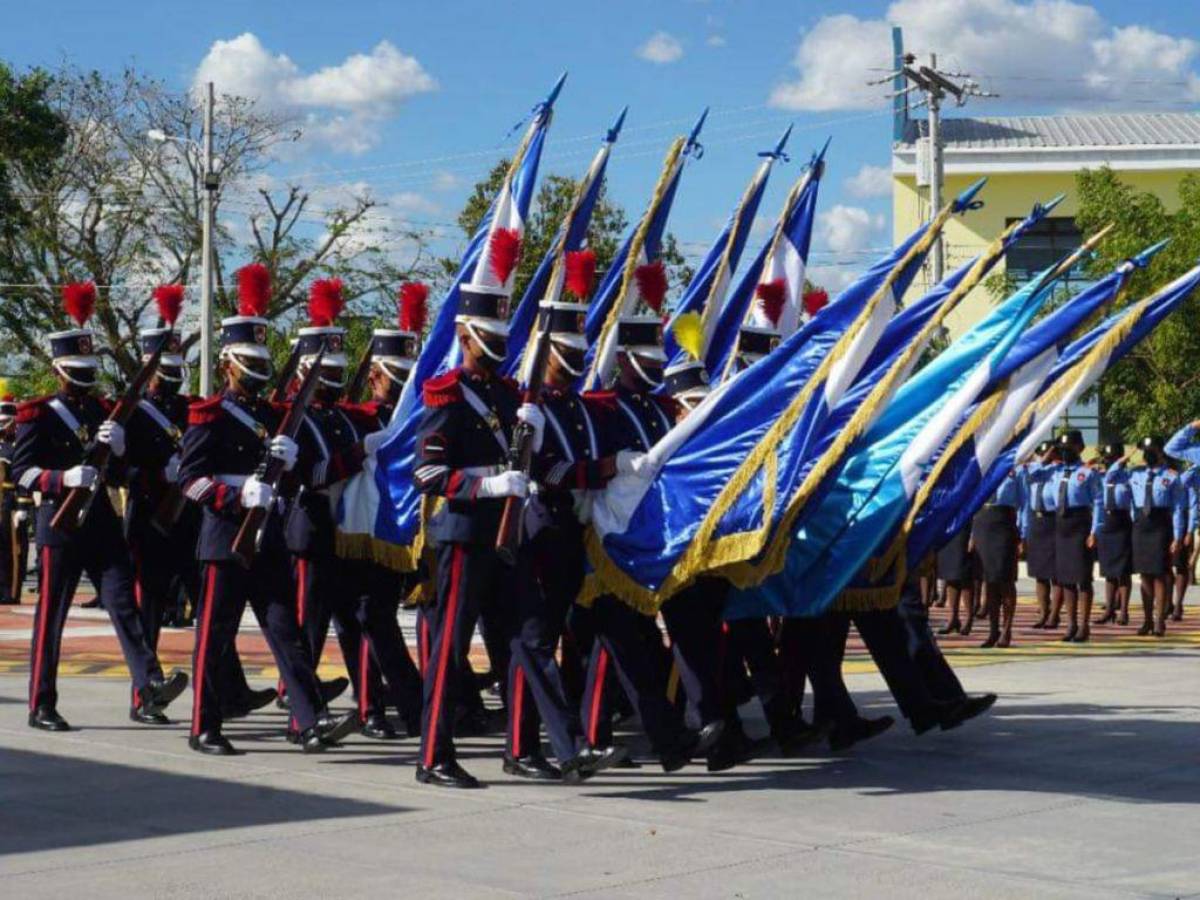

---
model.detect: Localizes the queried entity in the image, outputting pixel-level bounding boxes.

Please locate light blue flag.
[582,109,707,388]
[334,75,562,569]
[706,141,826,380]
[501,107,626,380]
[931,257,1200,554]
[662,126,790,365]
[732,247,1065,618]
[904,241,1170,568]
[586,180,987,610]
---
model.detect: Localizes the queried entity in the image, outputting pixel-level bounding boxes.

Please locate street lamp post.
[146,81,218,394]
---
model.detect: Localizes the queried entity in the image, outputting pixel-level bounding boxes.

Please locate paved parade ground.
[1,592,1198,898]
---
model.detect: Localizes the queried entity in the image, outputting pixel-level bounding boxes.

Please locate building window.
[1004,217,1084,286]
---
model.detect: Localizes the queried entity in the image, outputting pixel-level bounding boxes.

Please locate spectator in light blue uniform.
[974,468,1026,649]
[1047,430,1104,643]
[1022,441,1063,630]
[1106,436,1187,637]
[1165,421,1200,622]
[1095,442,1133,627]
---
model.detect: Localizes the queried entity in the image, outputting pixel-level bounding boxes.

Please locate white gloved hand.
[516,403,545,453]
[268,435,298,472]
[476,470,530,499]
[164,453,181,483]
[96,421,126,458]
[13,511,28,528]
[616,450,649,477]
[363,429,388,456]
[240,476,274,509]
[63,465,98,489]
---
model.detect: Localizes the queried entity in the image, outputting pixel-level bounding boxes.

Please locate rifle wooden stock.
[52,335,169,533]
[495,326,551,565]
[231,343,326,567]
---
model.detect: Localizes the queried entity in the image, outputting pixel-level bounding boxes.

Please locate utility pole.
[200,81,217,396]
[873,52,996,285]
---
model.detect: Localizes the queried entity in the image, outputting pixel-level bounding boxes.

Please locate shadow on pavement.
[0,745,406,856]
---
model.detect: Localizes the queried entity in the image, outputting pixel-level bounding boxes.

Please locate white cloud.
[193,33,436,155]
[770,1,1200,111]
[819,204,887,254]
[807,264,861,293]
[431,170,461,192]
[706,35,727,48]
[845,163,892,199]
[637,31,684,64]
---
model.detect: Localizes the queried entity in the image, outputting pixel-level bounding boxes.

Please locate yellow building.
[892,112,1200,440]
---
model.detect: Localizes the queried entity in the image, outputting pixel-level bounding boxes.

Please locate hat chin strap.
[155,365,188,384]
[627,353,663,389]
[377,360,411,385]
[53,362,97,387]
[549,342,583,378]
[222,350,271,383]
[465,323,506,362]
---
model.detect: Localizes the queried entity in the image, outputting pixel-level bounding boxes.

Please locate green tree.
[1074,167,1200,441]
[444,159,693,306]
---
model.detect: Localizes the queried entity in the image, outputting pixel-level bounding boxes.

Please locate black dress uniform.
[13,392,168,717]
[0,412,32,605]
[179,391,329,741]
[578,384,689,758]
[413,367,523,772]
[124,389,200,649]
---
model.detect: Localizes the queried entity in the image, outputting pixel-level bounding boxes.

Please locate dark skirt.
[936,527,976,583]
[1026,512,1057,581]
[1172,535,1192,575]
[973,505,1018,582]
[1132,508,1172,577]
[1096,509,1132,579]
[1054,508,1094,586]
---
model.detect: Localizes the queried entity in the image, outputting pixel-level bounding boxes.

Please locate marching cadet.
[1047,430,1103,643]
[13,283,188,731]
[501,252,637,781]
[976,468,1026,648]
[1105,437,1186,637]
[1094,443,1133,626]
[412,276,537,788]
[123,285,201,658]
[575,305,720,772]
[1024,441,1063,629]
[1,396,32,606]
[320,281,426,740]
[178,264,357,755]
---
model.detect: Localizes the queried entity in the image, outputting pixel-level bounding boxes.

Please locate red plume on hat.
[634,260,668,315]
[755,278,787,328]
[62,282,96,327]
[399,282,429,334]
[308,278,345,327]
[237,263,271,317]
[803,288,829,317]
[488,228,522,284]
[153,284,185,327]
[564,249,597,301]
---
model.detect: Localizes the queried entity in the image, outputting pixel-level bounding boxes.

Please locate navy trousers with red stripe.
[348,562,422,729]
[29,541,161,713]
[420,541,519,768]
[191,556,324,736]
[129,517,200,653]
[580,595,684,755]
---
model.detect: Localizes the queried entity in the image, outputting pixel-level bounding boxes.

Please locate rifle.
[495,314,552,566]
[231,342,326,567]
[51,333,169,533]
[344,344,373,403]
[268,342,303,404]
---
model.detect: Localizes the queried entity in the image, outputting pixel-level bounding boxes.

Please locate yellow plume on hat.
[671,311,704,361]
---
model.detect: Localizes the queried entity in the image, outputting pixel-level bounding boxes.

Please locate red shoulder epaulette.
[187,395,224,426]
[581,390,619,413]
[337,401,380,429]
[15,396,51,424]
[423,369,464,408]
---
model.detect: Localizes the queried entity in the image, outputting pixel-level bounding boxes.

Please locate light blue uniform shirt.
[1050,462,1104,532]
[991,470,1028,538]
[1106,461,1187,540]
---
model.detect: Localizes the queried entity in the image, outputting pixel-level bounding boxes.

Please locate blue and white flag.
[502,106,626,381]
[334,75,562,569]
[902,240,1170,569]
[707,140,826,380]
[584,180,986,612]
[583,109,707,389]
[662,126,790,365]
[731,244,1067,618]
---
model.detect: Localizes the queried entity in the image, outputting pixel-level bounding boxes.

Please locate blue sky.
[5,0,1199,289]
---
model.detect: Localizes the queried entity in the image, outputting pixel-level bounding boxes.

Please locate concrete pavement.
[2,650,1199,898]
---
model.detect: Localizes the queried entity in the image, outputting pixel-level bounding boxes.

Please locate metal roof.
[900,113,1200,149]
